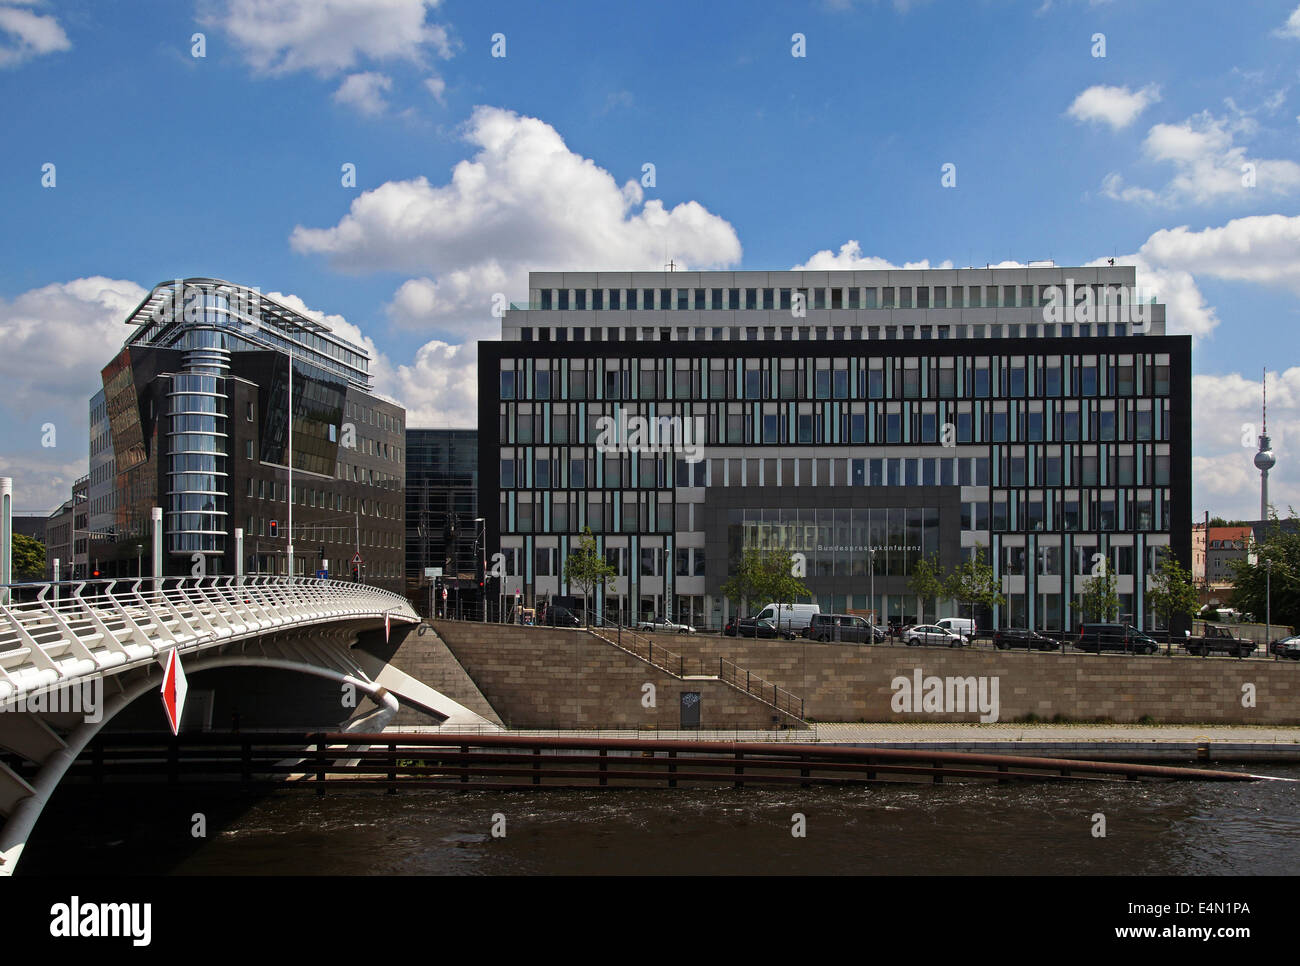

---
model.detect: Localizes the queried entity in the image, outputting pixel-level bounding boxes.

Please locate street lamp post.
[286,352,294,581]
[474,517,485,622]
[1266,558,1273,661]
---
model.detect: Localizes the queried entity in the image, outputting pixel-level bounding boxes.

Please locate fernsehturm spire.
[1254,368,1276,520]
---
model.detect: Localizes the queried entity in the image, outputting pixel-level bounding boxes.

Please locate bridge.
[0,576,496,875]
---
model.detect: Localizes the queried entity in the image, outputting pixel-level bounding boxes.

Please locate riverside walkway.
[397,722,1300,761]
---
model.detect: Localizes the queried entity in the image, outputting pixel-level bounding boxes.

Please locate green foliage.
[721,546,811,620]
[562,527,617,626]
[13,533,45,581]
[907,553,946,623]
[1146,554,1200,629]
[1228,511,1300,631]
[1079,558,1120,623]
[943,545,1005,620]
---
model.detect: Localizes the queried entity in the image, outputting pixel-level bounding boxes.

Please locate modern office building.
[87,278,406,592]
[480,265,1190,631]
[404,428,479,611]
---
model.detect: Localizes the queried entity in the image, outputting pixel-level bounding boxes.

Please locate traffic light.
[269,519,279,537]
[319,545,325,561]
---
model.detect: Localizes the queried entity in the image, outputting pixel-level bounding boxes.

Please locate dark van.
[1077,623,1160,655]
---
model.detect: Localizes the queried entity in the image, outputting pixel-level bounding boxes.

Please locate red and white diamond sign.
[161,648,188,736]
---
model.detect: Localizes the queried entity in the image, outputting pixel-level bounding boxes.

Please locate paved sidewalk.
[809,722,1300,744]
[393,721,1300,761]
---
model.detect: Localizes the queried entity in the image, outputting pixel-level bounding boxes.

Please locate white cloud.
[1274,4,1300,39]
[0,277,147,513]
[291,105,742,332]
[1102,111,1300,206]
[1066,84,1160,131]
[389,340,478,427]
[262,289,475,427]
[423,73,446,104]
[201,0,453,76]
[0,1,70,68]
[792,240,953,271]
[0,276,148,431]
[0,454,92,517]
[1193,368,1299,519]
[332,71,392,115]
[1138,214,1300,293]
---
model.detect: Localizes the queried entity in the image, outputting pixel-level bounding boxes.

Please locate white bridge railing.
[0,576,417,708]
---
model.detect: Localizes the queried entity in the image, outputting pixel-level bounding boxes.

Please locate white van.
[754,603,821,634]
[935,617,976,638]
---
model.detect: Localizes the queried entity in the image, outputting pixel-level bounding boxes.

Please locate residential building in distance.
[87,279,406,593]
[45,498,74,580]
[405,428,479,612]
[481,265,1190,632]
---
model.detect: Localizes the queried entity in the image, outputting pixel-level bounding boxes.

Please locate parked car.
[540,605,582,628]
[1076,623,1160,655]
[903,624,968,648]
[1268,635,1300,659]
[935,617,977,638]
[1183,625,1257,658]
[724,617,796,640]
[992,628,1061,651]
[638,616,696,635]
[804,613,883,644]
[751,603,820,635]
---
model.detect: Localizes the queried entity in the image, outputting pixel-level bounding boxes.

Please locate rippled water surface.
[23,762,1300,875]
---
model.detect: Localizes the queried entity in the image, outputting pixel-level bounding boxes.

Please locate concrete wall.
[648,633,1300,725]
[432,622,800,730]
[361,624,504,728]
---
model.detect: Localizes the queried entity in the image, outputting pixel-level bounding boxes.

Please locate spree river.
[21,762,1300,875]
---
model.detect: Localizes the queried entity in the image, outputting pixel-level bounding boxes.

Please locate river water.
[21,762,1300,875]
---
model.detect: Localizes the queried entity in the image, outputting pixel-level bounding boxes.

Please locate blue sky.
[1,0,1298,520]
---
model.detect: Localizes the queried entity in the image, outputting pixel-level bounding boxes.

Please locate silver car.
[638,617,697,635]
[904,624,968,648]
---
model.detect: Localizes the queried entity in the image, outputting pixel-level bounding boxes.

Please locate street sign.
[352,552,362,565]
[424,566,442,578]
[441,587,448,601]
[160,648,188,736]
[316,569,329,579]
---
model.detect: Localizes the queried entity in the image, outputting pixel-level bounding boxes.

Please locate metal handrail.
[0,576,418,706]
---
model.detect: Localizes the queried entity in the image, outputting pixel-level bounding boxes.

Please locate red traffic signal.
[269,520,279,537]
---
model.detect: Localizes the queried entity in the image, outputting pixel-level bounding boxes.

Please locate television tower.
[1254,368,1276,520]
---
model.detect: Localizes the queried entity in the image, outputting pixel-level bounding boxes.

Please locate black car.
[1076,623,1160,655]
[804,613,883,644]
[724,617,796,640]
[992,628,1061,651]
[540,605,582,627]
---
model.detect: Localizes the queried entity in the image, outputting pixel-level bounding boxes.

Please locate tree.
[758,547,812,635]
[1146,553,1200,645]
[907,554,946,624]
[1228,511,1300,632]
[720,546,811,635]
[562,527,617,627]
[944,545,1004,633]
[720,546,767,618]
[13,534,45,581]
[1079,558,1120,623]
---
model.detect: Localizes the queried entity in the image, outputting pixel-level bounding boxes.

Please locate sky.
[0,0,1298,522]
